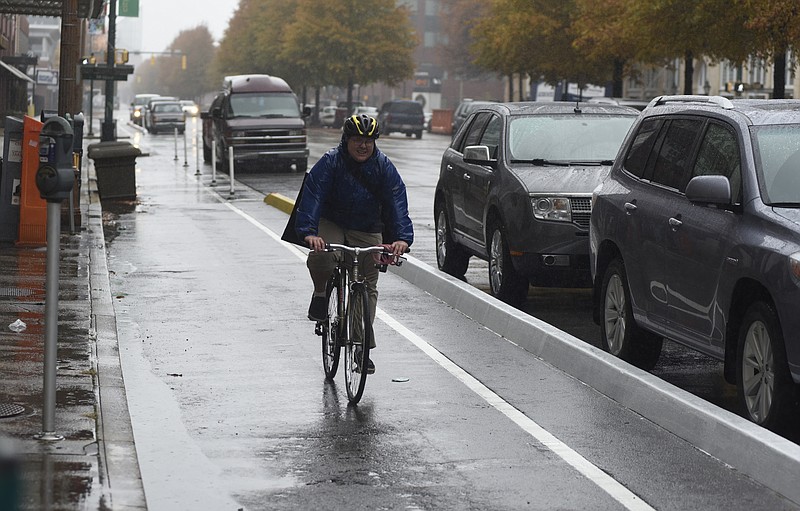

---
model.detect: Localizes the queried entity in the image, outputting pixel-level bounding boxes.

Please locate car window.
[692,122,742,202]
[508,114,636,162]
[228,93,300,118]
[155,103,181,113]
[752,125,800,204]
[461,113,492,152]
[649,118,704,191]
[623,118,663,178]
[480,114,502,159]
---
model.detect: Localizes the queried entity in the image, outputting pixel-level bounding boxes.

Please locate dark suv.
[590,95,800,430]
[378,100,424,139]
[434,102,639,305]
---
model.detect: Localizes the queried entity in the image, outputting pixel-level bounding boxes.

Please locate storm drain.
[0,287,35,298]
[0,403,25,418]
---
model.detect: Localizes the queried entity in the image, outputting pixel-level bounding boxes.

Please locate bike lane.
[102,125,797,510]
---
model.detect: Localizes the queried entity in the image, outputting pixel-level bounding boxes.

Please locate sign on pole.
[118,0,139,17]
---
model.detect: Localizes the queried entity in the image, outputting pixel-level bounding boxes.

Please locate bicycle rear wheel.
[344,284,372,403]
[322,274,341,380]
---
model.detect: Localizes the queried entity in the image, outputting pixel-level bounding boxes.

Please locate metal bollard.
[228,146,235,197]
[173,127,178,161]
[211,132,217,185]
[195,130,201,176]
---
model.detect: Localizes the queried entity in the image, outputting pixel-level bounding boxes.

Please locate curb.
[266,196,800,505]
[86,159,147,509]
[264,193,294,215]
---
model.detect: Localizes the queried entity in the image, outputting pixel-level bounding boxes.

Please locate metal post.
[211,132,217,185]
[183,130,188,167]
[228,146,235,197]
[173,127,179,161]
[36,202,64,442]
[195,129,201,176]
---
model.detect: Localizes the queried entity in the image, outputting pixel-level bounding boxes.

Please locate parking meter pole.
[36,201,64,442]
[228,146,235,197]
[33,115,74,442]
[173,128,179,161]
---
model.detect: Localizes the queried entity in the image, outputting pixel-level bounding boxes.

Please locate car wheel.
[415,131,422,139]
[488,221,528,306]
[295,159,308,173]
[600,258,662,370]
[435,203,469,279]
[736,300,793,430]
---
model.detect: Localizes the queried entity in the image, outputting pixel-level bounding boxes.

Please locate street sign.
[79,64,134,82]
[36,69,59,86]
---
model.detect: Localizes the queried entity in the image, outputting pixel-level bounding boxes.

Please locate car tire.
[600,258,662,370]
[736,300,794,430]
[415,131,422,139]
[488,221,528,306]
[435,203,469,279]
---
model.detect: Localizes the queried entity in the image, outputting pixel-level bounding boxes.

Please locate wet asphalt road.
[100,117,799,510]
[237,126,800,444]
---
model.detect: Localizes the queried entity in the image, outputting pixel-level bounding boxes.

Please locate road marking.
[219,195,655,511]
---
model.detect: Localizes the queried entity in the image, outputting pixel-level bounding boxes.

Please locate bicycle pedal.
[314,323,324,336]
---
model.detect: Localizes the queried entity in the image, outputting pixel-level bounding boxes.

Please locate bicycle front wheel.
[344,284,372,404]
[322,274,341,380]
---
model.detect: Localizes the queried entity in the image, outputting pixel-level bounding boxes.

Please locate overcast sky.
[137,0,240,52]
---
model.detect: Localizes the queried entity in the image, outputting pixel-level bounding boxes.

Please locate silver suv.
[590,95,800,430]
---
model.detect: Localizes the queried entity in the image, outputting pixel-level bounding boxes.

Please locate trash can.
[87,141,141,200]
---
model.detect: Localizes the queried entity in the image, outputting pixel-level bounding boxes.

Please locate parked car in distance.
[353,105,379,117]
[434,101,639,305]
[590,95,800,430]
[587,96,650,111]
[147,100,185,134]
[378,99,425,138]
[201,74,310,172]
[180,99,199,116]
[130,93,160,126]
[319,105,337,127]
[451,99,497,136]
[143,96,177,132]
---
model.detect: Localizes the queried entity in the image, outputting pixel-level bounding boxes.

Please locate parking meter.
[35,116,75,202]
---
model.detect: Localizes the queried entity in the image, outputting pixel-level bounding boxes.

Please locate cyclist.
[295,113,414,373]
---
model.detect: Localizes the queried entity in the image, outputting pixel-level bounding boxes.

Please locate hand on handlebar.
[304,235,326,252]
[389,240,409,257]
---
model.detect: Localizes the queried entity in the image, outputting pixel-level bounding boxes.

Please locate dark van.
[201,74,310,172]
[378,99,425,139]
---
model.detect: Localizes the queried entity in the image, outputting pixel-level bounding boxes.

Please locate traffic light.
[115,49,129,64]
[181,55,187,70]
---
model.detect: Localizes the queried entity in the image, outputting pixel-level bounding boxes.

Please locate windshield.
[751,125,800,205]
[227,93,301,118]
[508,115,636,162]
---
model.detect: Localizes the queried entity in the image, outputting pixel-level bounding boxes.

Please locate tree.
[282,0,416,110]
[439,0,490,80]
[742,0,800,99]
[163,26,217,100]
[472,0,611,99]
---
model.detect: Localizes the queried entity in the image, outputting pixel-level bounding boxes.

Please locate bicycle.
[314,243,406,404]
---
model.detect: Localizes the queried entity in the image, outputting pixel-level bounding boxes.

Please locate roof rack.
[646,95,735,110]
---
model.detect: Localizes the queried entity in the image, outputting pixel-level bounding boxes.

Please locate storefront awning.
[0,59,34,83]
[0,0,103,18]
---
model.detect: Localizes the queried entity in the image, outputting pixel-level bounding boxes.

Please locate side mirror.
[685,175,731,205]
[463,145,496,168]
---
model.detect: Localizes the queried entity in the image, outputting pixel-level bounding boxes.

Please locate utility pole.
[101,0,117,141]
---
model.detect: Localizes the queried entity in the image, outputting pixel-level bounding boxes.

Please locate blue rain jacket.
[295,140,414,245]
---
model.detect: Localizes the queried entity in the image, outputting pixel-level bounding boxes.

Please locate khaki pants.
[307,218,382,347]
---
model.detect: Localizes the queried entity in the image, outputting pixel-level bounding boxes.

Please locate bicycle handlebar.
[324,243,408,266]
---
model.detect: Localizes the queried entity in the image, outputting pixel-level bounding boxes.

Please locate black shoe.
[308,295,326,322]
[354,347,375,374]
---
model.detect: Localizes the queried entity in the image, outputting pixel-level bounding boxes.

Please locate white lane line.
[220,195,655,511]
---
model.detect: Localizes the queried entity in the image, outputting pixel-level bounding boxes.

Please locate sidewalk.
[0,146,144,509]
